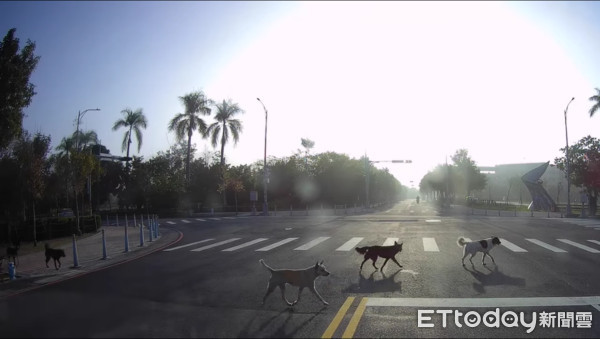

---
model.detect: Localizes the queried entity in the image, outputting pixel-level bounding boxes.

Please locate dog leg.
[381,258,390,271]
[487,252,496,264]
[292,287,304,306]
[371,258,379,270]
[279,285,293,306]
[469,253,475,265]
[262,282,276,305]
[482,253,487,265]
[360,257,369,270]
[309,285,329,306]
[46,256,50,268]
[391,257,403,269]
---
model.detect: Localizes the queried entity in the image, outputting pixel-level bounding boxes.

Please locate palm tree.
[56,136,75,159]
[168,91,212,183]
[75,130,99,151]
[589,88,600,117]
[112,108,148,166]
[206,99,244,166]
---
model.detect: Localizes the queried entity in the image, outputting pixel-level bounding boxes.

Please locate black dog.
[45,243,66,270]
[355,241,404,272]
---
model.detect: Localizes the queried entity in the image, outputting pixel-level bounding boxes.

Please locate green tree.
[0,28,40,151]
[589,88,600,118]
[112,108,148,167]
[168,91,212,184]
[554,135,600,216]
[451,149,487,197]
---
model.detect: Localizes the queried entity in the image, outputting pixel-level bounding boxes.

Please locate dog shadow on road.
[237,305,326,338]
[463,265,526,294]
[342,269,402,294]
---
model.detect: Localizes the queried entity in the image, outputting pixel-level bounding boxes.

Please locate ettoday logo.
[418,309,537,333]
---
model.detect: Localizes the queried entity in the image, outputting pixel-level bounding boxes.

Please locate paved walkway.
[0,223,181,299]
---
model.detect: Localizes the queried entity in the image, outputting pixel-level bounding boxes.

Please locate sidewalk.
[0,222,181,299]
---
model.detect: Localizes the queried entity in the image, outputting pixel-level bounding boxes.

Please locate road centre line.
[342,297,368,339]
[321,297,355,339]
[163,239,214,251]
[365,296,600,307]
[336,238,364,251]
[191,238,240,252]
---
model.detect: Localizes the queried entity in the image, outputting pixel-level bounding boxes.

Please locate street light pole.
[257,98,268,216]
[564,97,575,217]
[74,108,100,216]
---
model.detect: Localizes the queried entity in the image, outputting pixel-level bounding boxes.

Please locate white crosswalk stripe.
[181,219,191,223]
[422,238,439,252]
[166,221,176,225]
[525,239,567,252]
[222,238,268,251]
[164,239,214,252]
[255,238,298,251]
[499,238,528,252]
[191,238,241,252]
[294,237,330,250]
[557,239,600,253]
[588,240,600,246]
[383,238,399,246]
[336,237,364,251]
[195,218,206,221]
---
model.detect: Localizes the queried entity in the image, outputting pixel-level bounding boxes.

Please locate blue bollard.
[139,224,144,247]
[124,215,129,253]
[102,229,107,260]
[72,234,80,268]
[8,262,15,280]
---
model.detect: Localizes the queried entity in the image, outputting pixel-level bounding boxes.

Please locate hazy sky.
[2,1,599,187]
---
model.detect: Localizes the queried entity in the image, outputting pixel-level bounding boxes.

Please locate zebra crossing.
[163,235,600,255]
[556,218,600,230]
[164,216,251,225]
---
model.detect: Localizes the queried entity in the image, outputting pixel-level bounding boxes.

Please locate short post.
[72,234,80,268]
[290,204,293,216]
[134,214,137,228]
[124,215,130,253]
[106,214,109,226]
[101,229,107,260]
[141,213,144,230]
[155,214,160,236]
[116,214,119,227]
[274,204,277,216]
[148,221,153,242]
[139,223,144,247]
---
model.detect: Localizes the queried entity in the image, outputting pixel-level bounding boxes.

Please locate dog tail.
[355,247,368,255]
[457,237,466,247]
[259,259,274,272]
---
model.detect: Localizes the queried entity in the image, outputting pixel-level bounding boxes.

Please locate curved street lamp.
[257,98,268,216]
[564,97,575,217]
[75,108,101,151]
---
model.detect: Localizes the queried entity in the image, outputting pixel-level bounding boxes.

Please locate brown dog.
[356,241,403,272]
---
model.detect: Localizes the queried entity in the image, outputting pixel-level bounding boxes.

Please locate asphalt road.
[1,200,600,338]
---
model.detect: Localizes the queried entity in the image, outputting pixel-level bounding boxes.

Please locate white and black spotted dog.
[457,236,502,266]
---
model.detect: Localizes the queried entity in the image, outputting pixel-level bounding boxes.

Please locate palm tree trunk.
[220,124,227,207]
[186,128,192,185]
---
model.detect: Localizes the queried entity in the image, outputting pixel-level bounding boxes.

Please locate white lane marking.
[195,218,206,221]
[383,238,400,246]
[222,238,268,251]
[181,219,191,223]
[209,218,221,221]
[166,221,176,225]
[422,238,439,252]
[255,238,298,251]
[557,239,600,253]
[366,296,600,307]
[294,237,331,250]
[336,237,364,251]
[588,240,600,246]
[163,239,214,252]
[499,238,528,252]
[425,219,441,223]
[525,239,567,252]
[191,238,241,252]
